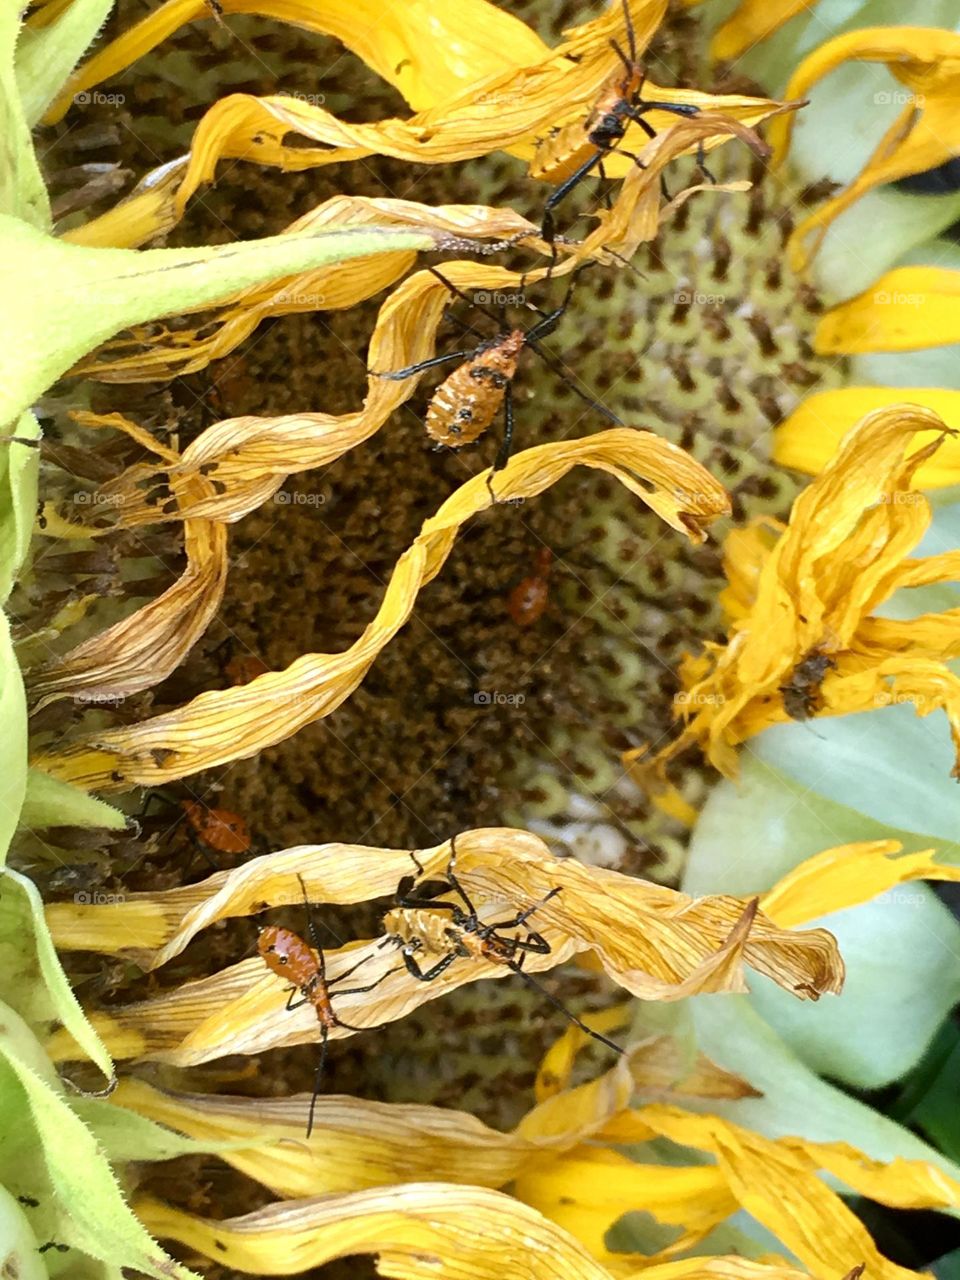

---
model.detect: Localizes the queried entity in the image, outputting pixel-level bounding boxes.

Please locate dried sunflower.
[4,0,960,1277]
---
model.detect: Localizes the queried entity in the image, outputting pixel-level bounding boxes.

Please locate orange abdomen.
[529,120,596,184]
[181,801,251,855]
[425,333,523,448]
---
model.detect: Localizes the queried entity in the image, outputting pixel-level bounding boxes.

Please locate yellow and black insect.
[375,267,621,495]
[530,0,704,252]
[382,837,624,1056]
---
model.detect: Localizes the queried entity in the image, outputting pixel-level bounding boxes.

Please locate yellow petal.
[514,1147,736,1265]
[709,0,811,62]
[605,1107,931,1280]
[135,1184,618,1278]
[767,28,960,268]
[774,387,960,484]
[44,0,551,126]
[33,428,728,790]
[642,405,960,778]
[28,412,227,702]
[760,840,960,927]
[815,268,960,355]
[111,1056,630,1200]
[45,829,841,1064]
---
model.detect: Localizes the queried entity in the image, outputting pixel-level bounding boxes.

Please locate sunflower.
[3,0,960,1277]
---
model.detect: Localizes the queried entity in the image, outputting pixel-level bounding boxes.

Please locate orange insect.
[508,547,554,627]
[179,800,252,858]
[225,654,270,685]
[376,268,620,495]
[259,875,393,1136]
[530,0,702,253]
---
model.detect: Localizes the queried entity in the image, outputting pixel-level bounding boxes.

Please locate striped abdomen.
[425,332,524,447]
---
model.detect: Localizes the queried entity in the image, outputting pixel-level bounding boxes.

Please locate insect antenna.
[621,0,637,65]
[506,959,625,1055]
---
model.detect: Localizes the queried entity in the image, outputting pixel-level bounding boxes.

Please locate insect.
[530,0,704,254]
[779,649,836,721]
[508,547,553,627]
[259,875,394,1136]
[179,800,253,859]
[382,837,624,1056]
[224,653,270,685]
[375,267,621,497]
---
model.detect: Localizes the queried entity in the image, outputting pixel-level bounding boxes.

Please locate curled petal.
[45,830,841,1065]
[135,1182,618,1279]
[641,405,960,778]
[32,429,729,790]
[767,28,960,268]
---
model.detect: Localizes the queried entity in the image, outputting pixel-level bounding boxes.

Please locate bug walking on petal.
[375,267,621,499]
[259,874,395,1136]
[530,0,705,257]
[382,837,624,1056]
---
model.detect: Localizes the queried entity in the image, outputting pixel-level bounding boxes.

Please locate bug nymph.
[382,838,624,1056]
[374,267,621,498]
[258,875,395,1137]
[530,0,704,252]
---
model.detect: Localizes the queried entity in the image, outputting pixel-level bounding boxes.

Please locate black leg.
[541,148,608,245]
[331,965,404,998]
[373,348,474,380]
[402,949,459,982]
[486,886,561,933]
[285,987,309,1012]
[489,380,515,491]
[507,961,624,1055]
[513,930,552,955]
[326,949,377,989]
[306,1025,328,1138]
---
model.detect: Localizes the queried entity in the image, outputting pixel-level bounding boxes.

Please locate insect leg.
[540,148,608,249]
[372,348,475,380]
[401,949,459,982]
[285,987,310,1011]
[326,949,379,988]
[443,837,481,916]
[306,1024,328,1138]
[487,886,562,933]
[487,379,515,499]
[507,961,625,1055]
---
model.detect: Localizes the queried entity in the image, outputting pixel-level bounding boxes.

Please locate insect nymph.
[382,838,623,1055]
[530,0,703,252]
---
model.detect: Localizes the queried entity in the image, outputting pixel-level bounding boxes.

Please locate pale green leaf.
[0,410,40,605]
[14,0,113,127]
[0,1182,47,1280]
[0,1001,197,1278]
[0,217,437,428]
[0,868,113,1081]
[0,612,28,865]
[20,771,128,834]
[686,756,960,1087]
[0,4,49,225]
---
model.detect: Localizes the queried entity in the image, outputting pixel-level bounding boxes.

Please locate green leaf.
[0,1001,198,1279]
[0,4,49,225]
[14,0,113,128]
[689,996,960,1199]
[73,1098,211,1165]
[0,868,113,1081]
[0,1182,47,1280]
[20,770,128,833]
[0,216,438,427]
[686,756,960,1088]
[0,611,28,865]
[0,410,40,605]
